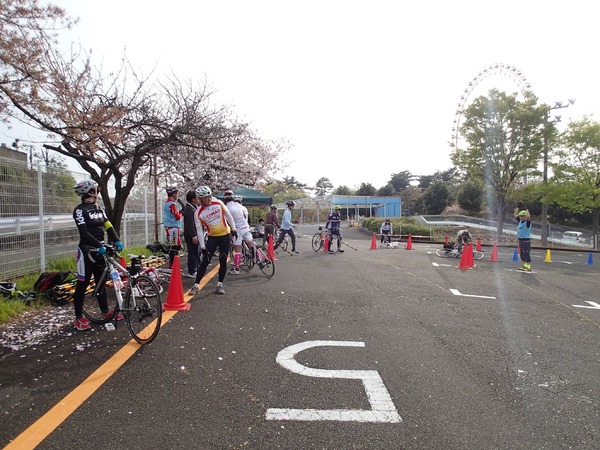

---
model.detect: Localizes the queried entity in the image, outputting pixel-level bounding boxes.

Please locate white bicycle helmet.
[165,185,178,195]
[73,180,98,196]
[286,200,296,207]
[196,186,212,197]
[234,196,243,203]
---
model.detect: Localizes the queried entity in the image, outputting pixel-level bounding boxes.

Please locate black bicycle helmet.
[286,200,296,207]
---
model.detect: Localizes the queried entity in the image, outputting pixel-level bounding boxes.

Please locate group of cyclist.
[70,179,351,331]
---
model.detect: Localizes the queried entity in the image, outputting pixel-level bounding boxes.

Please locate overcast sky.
[2,0,598,189]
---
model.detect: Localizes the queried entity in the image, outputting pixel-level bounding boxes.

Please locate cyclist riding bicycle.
[380,218,393,246]
[72,180,124,331]
[325,204,345,253]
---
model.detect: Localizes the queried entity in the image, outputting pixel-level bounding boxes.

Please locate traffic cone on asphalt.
[405,234,413,250]
[489,241,500,262]
[457,245,472,270]
[445,235,449,244]
[476,237,482,252]
[469,243,476,267]
[322,237,330,253]
[163,255,191,311]
[267,235,277,261]
[370,233,377,250]
[544,249,552,263]
[512,248,519,262]
[587,252,594,265]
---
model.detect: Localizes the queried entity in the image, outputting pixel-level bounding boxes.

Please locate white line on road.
[266,340,401,423]
[449,289,496,299]
[573,301,600,310]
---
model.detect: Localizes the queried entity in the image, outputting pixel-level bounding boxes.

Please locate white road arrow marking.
[449,289,496,299]
[573,301,600,310]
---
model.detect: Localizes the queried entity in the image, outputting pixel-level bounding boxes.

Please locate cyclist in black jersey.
[325,205,345,253]
[72,180,123,331]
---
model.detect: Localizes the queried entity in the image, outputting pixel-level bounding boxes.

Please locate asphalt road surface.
[1,226,599,449]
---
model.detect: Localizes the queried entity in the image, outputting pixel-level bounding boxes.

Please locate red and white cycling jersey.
[195,198,236,246]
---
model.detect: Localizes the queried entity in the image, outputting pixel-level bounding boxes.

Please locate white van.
[562,231,583,242]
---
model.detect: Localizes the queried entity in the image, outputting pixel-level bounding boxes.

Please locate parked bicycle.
[312,226,341,253]
[435,244,484,260]
[82,245,163,345]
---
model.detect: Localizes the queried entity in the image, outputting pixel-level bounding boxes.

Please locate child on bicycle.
[72,180,124,331]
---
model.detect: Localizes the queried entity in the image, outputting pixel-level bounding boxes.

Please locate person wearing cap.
[380,218,393,247]
[325,204,345,253]
[514,206,532,271]
[164,186,183,269]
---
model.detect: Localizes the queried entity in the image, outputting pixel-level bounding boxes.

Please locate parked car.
[562,231,583,242]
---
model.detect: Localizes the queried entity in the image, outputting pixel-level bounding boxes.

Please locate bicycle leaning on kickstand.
[82,244,163,345]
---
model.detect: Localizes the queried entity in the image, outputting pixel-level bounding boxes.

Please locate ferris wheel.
[451,63,533,149]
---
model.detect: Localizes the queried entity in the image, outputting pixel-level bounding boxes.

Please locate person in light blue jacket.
[274,200,299,254]
[514,207,532,271]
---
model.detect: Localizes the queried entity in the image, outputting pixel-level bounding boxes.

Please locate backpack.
[33,271,74,293]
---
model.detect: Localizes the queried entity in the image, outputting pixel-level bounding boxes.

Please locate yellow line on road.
[4,265,219,450]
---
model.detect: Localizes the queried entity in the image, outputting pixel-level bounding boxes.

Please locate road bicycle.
[312,226,341,253]
[82,245,163,345]
[237,239,275,277]
[435,244,484,260]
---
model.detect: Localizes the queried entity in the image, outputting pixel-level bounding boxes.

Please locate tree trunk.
[496,197,506,236]
[593,208,599,250]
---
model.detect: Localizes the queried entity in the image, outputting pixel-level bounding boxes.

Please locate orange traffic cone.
[457,245,472,270]
[445,235,449,244]
[163,255,191,311]
[489,241,500,262]
[322,237,330,253]
[370,232,377,250]
[476,237,482,252]
[405,234,413,250]
[119,256,128,281]
[468,243,475,267]
[267,235,277,261]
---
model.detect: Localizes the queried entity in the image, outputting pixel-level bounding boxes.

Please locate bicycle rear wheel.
[125,274,162,345]
[312,233,323,252]
[435,248,453,258]
[327,235,341,253]
[473,251,484,260]
[281,234,290,252]
[239,245,254,272]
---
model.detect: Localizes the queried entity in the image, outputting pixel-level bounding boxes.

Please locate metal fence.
[0,157,163,279]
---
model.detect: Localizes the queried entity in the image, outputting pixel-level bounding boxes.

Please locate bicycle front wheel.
[281,234,290,252]
[473,251,484,260]
[258,257,275,278]
[125,275,162,345]
[82,277,116,324]
[312,233,323,252]
[435,248,453,258]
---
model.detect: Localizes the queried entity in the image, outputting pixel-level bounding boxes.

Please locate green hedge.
[361,217,432,237]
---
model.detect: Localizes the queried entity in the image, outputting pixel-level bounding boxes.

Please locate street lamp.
[541,98,575,246]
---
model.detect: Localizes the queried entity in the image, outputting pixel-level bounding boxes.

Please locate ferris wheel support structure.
[451,63,533,150]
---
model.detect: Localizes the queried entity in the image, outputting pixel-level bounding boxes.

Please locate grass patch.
[0,245,161,325]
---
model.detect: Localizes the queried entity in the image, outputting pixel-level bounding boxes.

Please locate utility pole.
[541,99,575,247]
